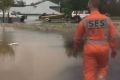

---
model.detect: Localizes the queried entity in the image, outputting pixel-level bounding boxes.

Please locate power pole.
[59,0,62,12]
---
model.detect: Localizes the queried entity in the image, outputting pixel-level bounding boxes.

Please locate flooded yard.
[0,22,119,80]
[0,27,82,80]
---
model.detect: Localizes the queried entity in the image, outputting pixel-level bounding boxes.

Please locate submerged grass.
[0,26,15,56]
[1,22,120,58]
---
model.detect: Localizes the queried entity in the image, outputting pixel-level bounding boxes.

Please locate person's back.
[84,10,109,41]
[73,0,117,80]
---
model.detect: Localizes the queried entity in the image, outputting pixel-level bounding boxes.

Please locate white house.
[10,1,61,21]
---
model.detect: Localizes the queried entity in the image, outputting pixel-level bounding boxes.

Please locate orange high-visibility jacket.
[74,10,117,49]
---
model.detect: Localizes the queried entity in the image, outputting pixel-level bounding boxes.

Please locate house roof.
[10,1,61,15]
[15,0,42,5]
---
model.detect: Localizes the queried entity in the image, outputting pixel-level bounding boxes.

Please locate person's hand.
[72,46,79,57]
[111,50,117,58]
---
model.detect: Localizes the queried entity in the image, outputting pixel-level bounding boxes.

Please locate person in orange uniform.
[73,0,118,80]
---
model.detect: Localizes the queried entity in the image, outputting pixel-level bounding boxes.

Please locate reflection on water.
[0,26,15,70]
[0,24,119,80]
[0,27,14,56]
[63,32,84,58]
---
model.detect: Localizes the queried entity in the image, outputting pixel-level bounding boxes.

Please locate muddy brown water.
[0,27,83,80]
[0,26,120,80]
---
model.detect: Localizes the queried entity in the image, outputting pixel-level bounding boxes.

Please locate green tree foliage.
[0,0,14,10]
[106,0,120,16]
[99,0,120,16]
[0,0,14,22]
[47,0,120,16]
[48,0,89,17]
[48,0,88,11]
[64,0,88,10]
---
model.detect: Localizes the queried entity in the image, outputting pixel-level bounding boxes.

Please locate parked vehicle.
[40,13,65,22]
[0,11,24,23]
[71,10,89,22]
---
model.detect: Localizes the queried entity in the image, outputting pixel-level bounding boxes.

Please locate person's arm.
[109,19,118,58]
[73,21,85,52]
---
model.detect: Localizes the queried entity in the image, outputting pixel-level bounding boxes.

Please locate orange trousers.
[83,43,110,80]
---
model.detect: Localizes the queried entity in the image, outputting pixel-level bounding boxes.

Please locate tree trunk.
[7,11,10,23]
[2,10,6,31]
[2,10,5,23]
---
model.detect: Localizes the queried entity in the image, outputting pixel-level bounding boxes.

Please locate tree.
[48,0,88,10]
[64,0,88,11]
[48,0,88,15]
[106,0,120,16]
[99,0,120,16]
[0,0,14,23]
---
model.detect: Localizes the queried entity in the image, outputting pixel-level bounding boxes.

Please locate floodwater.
[0,27,83,80]
[0,26,120,80]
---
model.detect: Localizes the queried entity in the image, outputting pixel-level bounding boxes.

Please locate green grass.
[111,17,120,20]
